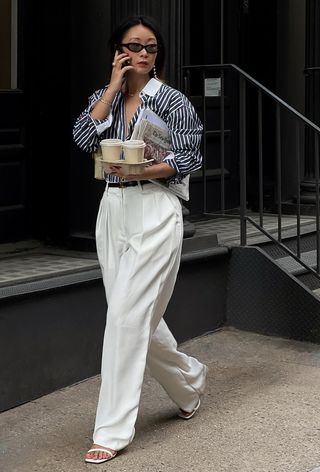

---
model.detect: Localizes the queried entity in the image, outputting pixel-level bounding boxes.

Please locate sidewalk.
[1,327,320,472]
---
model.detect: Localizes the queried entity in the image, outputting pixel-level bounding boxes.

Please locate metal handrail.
[182,63,320,134]
[182,63,320,279]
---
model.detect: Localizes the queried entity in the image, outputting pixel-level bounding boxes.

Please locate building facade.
[0,0,319,248]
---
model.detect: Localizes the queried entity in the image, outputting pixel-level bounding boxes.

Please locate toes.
[85,447,115,461]
[98,451,106,460]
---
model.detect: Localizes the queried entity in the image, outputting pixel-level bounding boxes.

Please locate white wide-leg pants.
[93,183,207,451]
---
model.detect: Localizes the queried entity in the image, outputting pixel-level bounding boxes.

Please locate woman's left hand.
[108,162,176,181]
[108,165,138,181]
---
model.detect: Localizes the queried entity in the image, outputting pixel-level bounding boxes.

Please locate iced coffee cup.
[122,140,146,163]
[100,139,123,161]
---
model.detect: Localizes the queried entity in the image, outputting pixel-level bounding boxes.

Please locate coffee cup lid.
[123,140,145,147]
[100,139,122,146]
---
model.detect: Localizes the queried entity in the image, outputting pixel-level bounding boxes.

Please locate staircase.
[184,63,320,342]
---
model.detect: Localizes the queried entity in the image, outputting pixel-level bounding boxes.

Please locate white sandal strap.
[179,398,201,418]
[87,448,115,455]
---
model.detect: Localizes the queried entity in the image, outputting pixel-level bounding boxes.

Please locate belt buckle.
[119,178,126,188]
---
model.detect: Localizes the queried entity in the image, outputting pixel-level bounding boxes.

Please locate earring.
[153,65,158,79]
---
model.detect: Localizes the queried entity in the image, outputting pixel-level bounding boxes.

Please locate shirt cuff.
[163,152,184,183]
[89,100,113,135]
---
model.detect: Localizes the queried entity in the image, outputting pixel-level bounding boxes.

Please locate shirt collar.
[141,78,163,97]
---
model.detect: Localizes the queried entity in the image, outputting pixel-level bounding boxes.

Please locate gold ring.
[112,62,116,66]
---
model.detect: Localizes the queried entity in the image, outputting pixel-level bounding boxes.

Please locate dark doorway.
[0,1,71,245]
[238,0,278,211]
[0,0,29,243]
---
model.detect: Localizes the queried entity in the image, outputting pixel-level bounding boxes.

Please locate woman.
[73,15,208,465]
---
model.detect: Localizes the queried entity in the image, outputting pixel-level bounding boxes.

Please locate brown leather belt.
[107,180,150,188]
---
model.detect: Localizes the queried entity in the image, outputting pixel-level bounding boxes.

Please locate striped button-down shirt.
[73,78,203,183]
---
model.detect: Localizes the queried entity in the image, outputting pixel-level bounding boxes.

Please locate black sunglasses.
[119,43,160,54]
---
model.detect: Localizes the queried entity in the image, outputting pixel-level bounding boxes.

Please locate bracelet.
[99,96,112,106]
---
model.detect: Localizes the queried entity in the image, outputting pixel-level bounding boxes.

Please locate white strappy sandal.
[178,398,201,420]
[85,447,117,464]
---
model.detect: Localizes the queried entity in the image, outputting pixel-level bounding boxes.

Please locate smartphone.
[116,45,130,68]
[122,59,131,68]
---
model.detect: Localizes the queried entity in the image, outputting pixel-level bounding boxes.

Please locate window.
[0,0,18,89]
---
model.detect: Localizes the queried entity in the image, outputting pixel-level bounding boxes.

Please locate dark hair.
[108,15,166,79]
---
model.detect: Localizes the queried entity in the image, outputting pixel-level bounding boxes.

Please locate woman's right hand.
[108,50,134,94]
[90,50,134,120]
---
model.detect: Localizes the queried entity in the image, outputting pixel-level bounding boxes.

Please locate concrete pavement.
[1,327,320,472]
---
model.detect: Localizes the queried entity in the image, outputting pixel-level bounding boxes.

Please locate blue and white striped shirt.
[73,78,203,183]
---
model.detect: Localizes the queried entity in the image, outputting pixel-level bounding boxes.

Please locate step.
[312,287,320,298]
[275,250,318,276]
[295,272,320,291]
[181,233,229,262]
[274,250,320,294]
[0,235,229,300]
[259,232,319,258]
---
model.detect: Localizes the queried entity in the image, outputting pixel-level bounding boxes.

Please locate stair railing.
[182,64,320,279]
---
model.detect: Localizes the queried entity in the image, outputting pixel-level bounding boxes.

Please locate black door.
[238,0,278,211]
[182,0,241,214]
[0,0,29,243]
[0,1,72,246]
